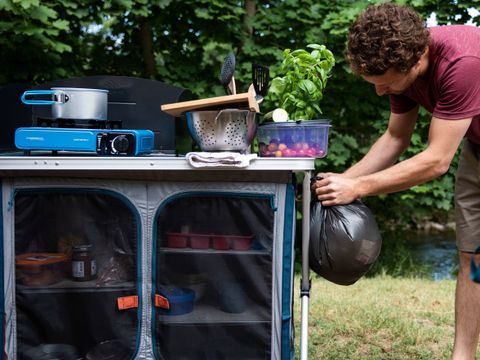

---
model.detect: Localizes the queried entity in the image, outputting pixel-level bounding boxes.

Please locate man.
[312,3,480,359]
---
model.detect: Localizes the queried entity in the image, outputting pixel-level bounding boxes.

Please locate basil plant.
[268,44,335,120]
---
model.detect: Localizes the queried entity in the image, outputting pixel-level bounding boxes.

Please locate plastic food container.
[212,235,230,250]
[15,253,68,286]
[229,235,253,250]
[166,232,188,248]
[157,287,195,315]
[256,120,331,158]
[211,234,253,250]
[190,234,210,249]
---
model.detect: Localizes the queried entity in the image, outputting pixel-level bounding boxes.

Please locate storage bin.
[157,287,195,315]
[256,120,331,158]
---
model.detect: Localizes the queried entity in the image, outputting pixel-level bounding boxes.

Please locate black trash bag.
[309,199,382,285]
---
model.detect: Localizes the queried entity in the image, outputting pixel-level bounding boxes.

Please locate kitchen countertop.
[0,153,315,171]
[0,152,316,181]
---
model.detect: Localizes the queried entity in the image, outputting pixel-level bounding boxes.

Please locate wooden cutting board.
[161,85,260,117]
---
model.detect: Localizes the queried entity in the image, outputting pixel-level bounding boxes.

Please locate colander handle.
[214,108,229,124]
[214,108,251,123]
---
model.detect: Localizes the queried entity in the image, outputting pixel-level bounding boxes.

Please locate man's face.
[362,66,419,96]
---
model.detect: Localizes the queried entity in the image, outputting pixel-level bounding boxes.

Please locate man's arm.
[343,106,419,178]
[314,115,471,205]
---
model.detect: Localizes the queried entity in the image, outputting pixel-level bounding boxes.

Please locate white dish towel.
[186,152,258,168]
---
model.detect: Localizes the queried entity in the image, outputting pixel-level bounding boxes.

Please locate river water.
[407,233,457,280]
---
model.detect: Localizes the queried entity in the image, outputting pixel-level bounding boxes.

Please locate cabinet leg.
[300,170,311,360]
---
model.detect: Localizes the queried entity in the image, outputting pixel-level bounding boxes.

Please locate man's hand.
[311,173,361,206]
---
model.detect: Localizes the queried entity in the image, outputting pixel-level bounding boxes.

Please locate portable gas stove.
[15,127,154,156]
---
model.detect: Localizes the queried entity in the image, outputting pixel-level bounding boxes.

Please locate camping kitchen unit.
[0,157,314,360]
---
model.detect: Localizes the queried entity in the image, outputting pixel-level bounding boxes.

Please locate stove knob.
[112,135,130,153]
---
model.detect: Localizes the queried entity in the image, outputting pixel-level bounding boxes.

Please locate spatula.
[219,52,236,95]
[252,63,270,103]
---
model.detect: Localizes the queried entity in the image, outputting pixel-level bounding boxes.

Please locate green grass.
[293,274,480,359]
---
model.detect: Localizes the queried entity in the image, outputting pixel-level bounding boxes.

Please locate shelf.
[157,302,269,325]
[158,247,270,256]
[16,279,136,293]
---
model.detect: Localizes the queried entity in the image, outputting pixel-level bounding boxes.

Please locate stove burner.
[35,117,122,129]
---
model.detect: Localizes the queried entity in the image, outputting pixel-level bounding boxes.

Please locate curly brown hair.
[346,2,430,76]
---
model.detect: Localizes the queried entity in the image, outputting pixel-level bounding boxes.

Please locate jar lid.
[72,244,93,252]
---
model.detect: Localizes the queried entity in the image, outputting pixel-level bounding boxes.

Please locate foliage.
[1,0,479,230]
[266,44,335,120]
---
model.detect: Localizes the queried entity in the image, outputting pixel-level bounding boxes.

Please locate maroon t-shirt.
[389,25,480,143]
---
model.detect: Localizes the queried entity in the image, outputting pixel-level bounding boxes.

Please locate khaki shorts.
[455,140,480,252]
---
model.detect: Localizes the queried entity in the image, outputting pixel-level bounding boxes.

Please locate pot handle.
[21,90,68,105]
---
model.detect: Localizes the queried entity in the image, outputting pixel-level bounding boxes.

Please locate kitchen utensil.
[219,52,236,95]
[21,87,108,121]
[252,64,270,103]
[161,88,259,117]
[185,109,258,152]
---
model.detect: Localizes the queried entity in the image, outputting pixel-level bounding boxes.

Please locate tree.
[1,0,478,229]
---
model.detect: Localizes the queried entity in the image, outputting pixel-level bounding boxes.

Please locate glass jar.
[71,244,97,281]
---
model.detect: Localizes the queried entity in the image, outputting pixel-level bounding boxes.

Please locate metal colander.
[185,109,258,152]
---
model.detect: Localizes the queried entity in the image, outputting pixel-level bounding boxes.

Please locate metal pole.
[300,170,311,360]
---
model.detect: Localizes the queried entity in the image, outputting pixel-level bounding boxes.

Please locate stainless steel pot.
[21,87,108,121]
